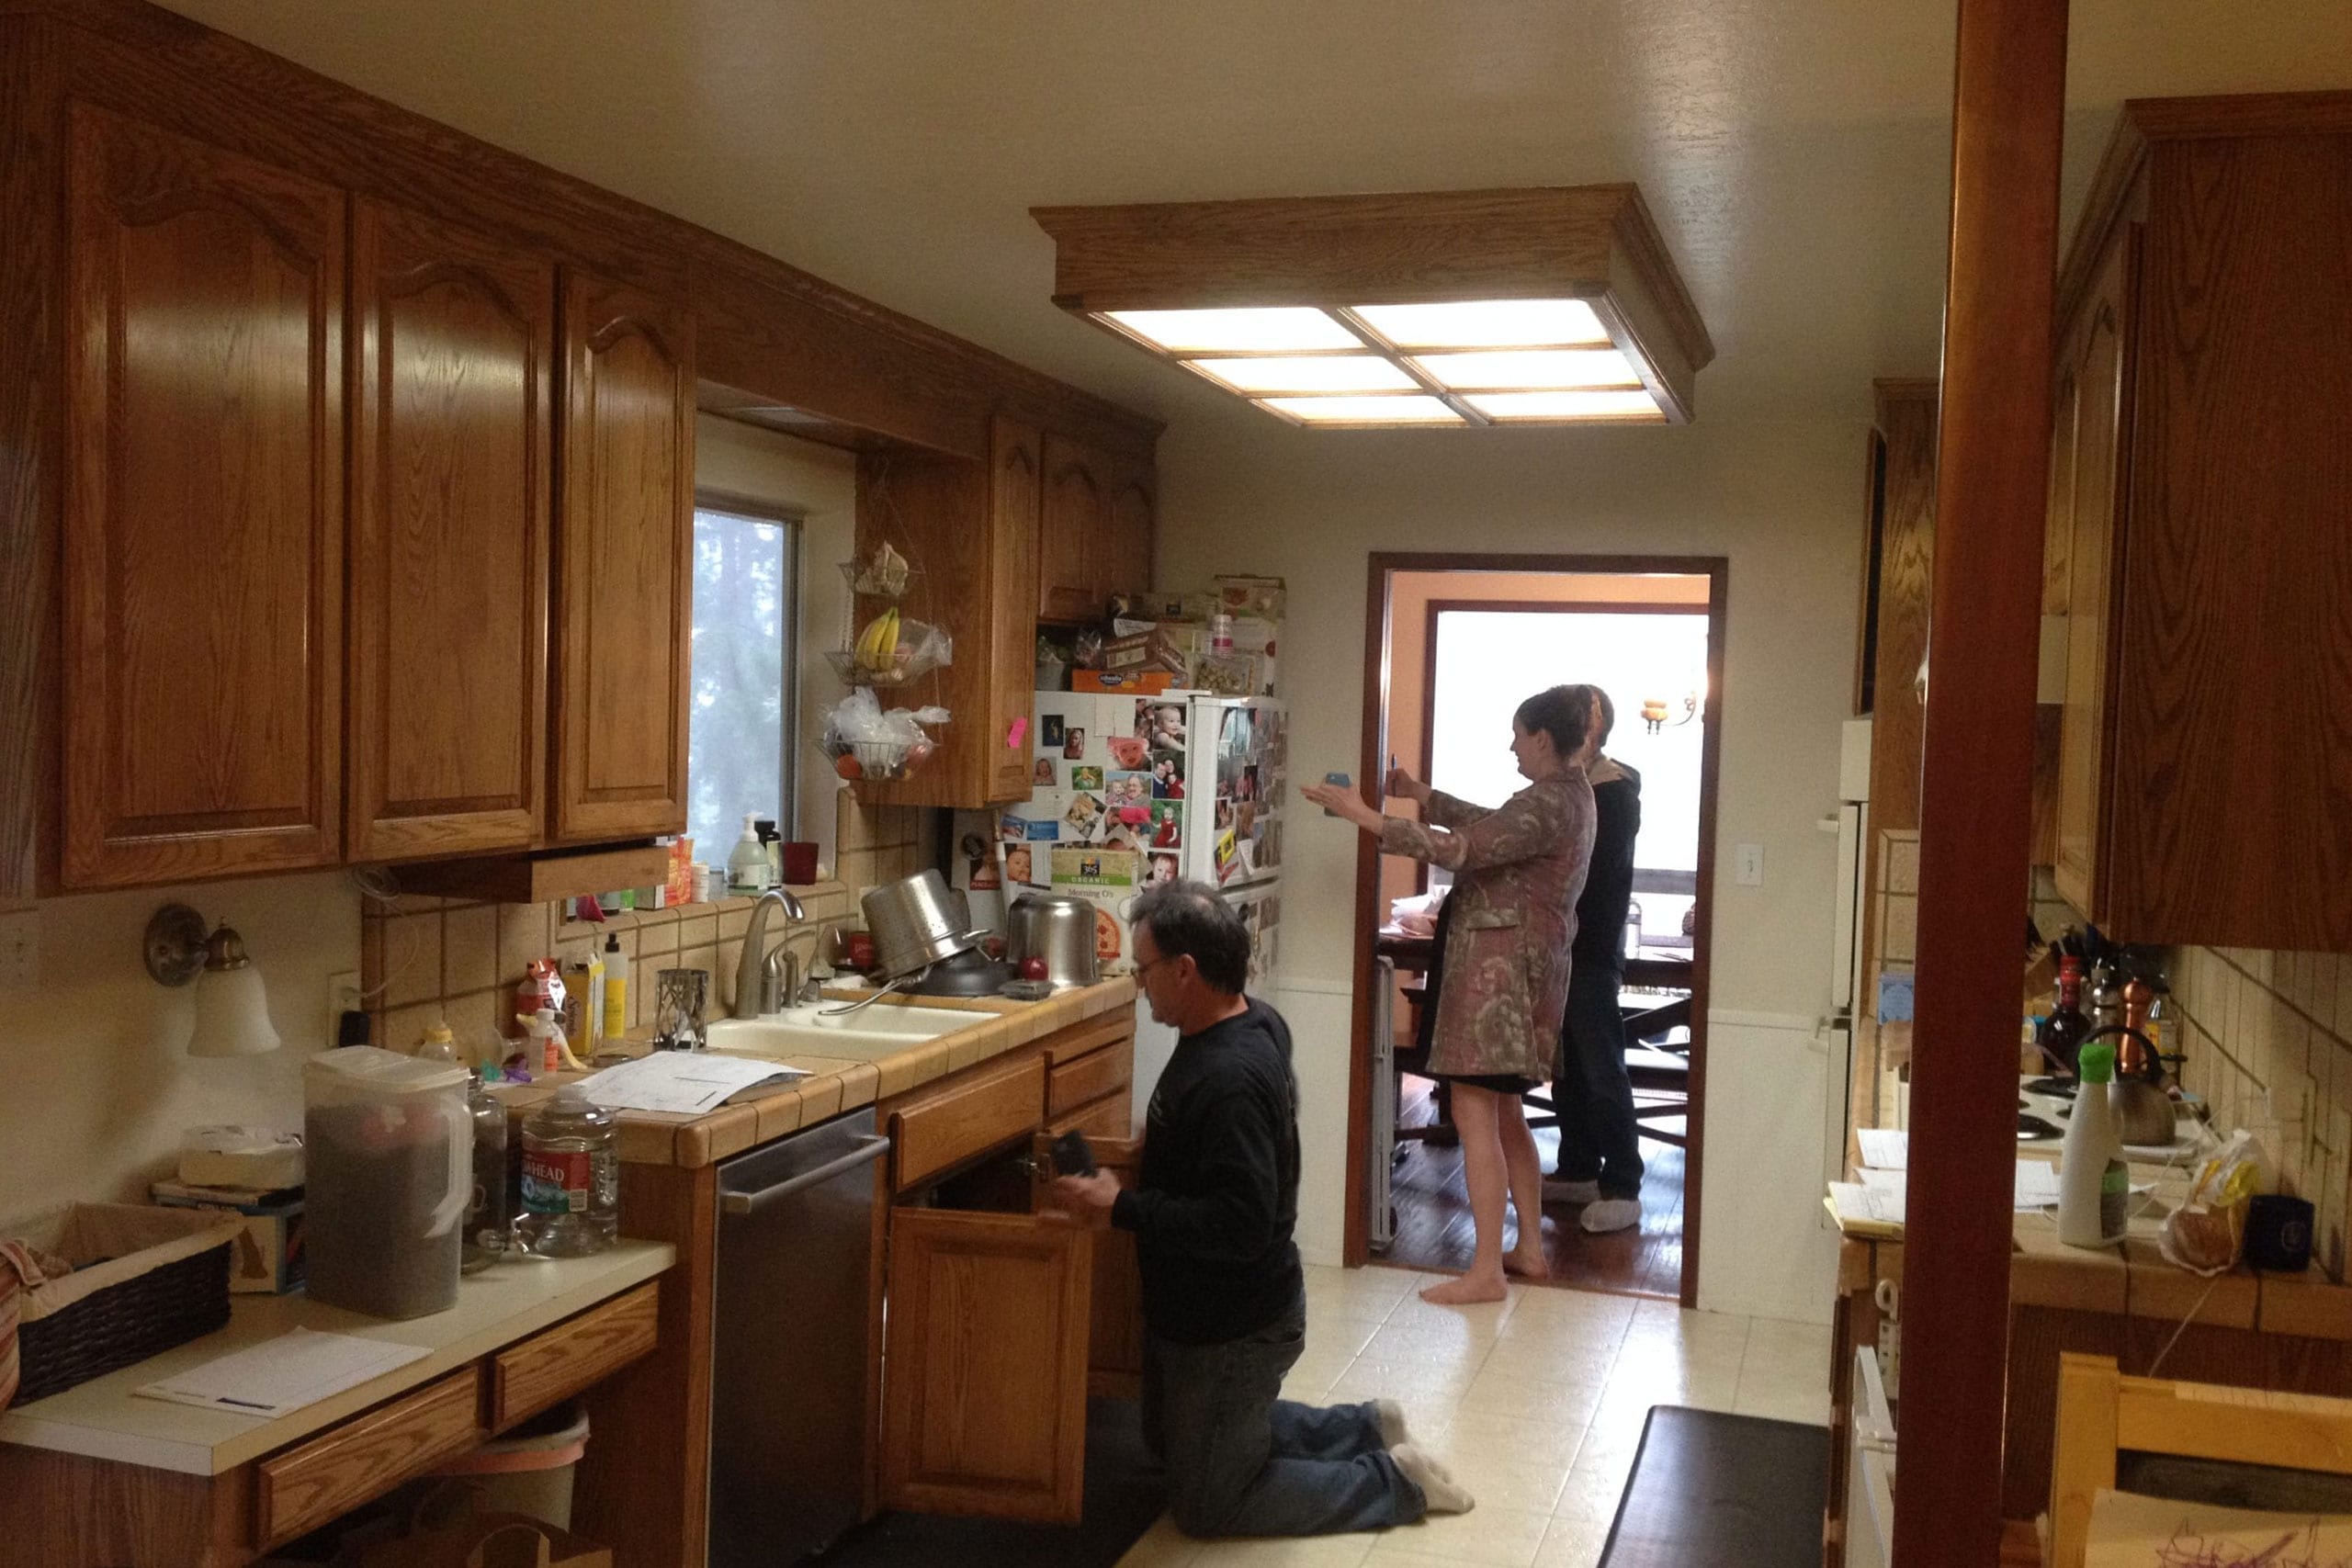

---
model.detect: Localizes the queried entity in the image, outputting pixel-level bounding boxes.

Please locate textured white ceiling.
[153,0,2352,429]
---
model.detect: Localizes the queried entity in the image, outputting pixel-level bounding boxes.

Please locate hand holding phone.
[1321,772,1351,818]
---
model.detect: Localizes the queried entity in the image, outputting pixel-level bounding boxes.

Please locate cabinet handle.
[719,1136,890,1215]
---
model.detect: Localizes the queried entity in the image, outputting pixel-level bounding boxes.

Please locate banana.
[877,608,902,669]
[855,608,902,672]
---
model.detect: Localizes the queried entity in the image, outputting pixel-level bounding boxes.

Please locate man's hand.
[1046,1169,1121,1226]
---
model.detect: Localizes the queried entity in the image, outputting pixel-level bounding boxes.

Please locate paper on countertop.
[578,1053,808,1115]
[1827,1181,1905,1230]
[1858,1167,1906,1199]
[136,1327,429,1418]
[1859,1159,2063,1211]
[1857,1129,1908,1170]
[2085,1486,2352,1567]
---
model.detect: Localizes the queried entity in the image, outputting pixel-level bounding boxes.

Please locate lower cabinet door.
[881,1206,1091,1523]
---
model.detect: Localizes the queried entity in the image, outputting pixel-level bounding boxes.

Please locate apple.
[1018,956,1049,982]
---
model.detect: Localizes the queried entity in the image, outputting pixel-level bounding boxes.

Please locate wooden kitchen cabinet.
[2041,94,2352,950]
[1037,432,1156,625]
[58,104,346,888]
[551,267,695,844]
[348,199,554,862]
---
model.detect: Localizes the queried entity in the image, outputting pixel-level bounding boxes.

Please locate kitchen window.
[687,499,801,858]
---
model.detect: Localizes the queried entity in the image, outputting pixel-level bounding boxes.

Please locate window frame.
[690,489,805,842]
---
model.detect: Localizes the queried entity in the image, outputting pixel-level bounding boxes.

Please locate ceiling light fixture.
[1033,186,1713,429]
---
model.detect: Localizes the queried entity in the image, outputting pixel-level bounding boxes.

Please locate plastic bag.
[2160,1129,2267,1276]
[833,612,952,685]
[820,690,948,782]
[1388,887,1449,939]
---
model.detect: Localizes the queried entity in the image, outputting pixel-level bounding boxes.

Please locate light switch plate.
[0,908,38,988]
[1736,843,1765,886]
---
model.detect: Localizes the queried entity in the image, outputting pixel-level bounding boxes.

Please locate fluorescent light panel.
[1263,394,1463,424]
[1350,299,1610,349]
[1412,348,1640,391]
[1102,307,1361,354]
[1465,389,1662,421]
[1184,355,1419,394]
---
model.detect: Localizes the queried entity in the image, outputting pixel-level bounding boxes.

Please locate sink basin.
[705,1004,973,1060]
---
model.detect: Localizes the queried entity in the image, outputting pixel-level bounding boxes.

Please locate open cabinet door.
[880,1207,1092,1523]
[1079,1135,1148,1399]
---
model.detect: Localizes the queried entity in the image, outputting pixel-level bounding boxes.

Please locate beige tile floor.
[1114,1264,1831,1568]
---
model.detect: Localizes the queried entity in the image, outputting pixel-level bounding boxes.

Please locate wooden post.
[1893,2,2068,1563]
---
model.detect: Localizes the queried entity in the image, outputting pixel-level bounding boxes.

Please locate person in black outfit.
[1544,687,1648,1232]
[1046,880,1472,1536]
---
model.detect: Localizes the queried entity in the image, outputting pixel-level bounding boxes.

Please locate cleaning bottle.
[600,932,628,1043]
[2058,1040,2128,1247]
[728,812,770,895]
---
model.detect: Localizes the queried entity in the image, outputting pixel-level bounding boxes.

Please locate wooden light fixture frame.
[1031,186,1715,426]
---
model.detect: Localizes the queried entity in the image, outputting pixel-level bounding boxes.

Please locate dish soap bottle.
[728,812,771,895]
[599,932,628,1043]
[2058,1040,2128,1247]
[515,1085,618,1258]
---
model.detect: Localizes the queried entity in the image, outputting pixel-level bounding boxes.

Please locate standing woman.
[1305,685,1597,1304]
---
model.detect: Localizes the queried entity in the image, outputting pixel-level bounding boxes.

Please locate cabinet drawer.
[1047,1045,1131,1119]
[255,1368,481,1547]
[1049,1092,1131,1141]
[892,1053,1047,1192]
[491,1280,661,1430]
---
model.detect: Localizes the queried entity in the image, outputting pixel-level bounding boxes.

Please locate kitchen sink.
[705,1004,973,1059]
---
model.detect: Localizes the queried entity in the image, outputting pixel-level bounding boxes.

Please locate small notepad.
[136,1327,430,1418]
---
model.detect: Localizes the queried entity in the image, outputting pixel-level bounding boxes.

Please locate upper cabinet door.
[348,200,554,862]
[2052,231,2136,920]
[1037,435,1104,624]
[988,420,1045,800]
[61,106,345,888]
[552,269,694,843]
[1101,460,1156,604]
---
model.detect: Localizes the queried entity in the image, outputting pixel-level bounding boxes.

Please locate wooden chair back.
[2048,1351,2352,1566]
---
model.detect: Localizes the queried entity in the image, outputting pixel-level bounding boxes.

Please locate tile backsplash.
[361,795,939,1059]
[2169,945,2352,1278]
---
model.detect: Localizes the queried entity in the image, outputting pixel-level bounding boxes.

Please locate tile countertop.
[501,976,1141,1168]
[0,1240,674,1475]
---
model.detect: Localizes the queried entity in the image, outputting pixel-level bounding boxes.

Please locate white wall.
[0,873,359,1228]
[694,415,858,875]
[1157,412,1860,1316]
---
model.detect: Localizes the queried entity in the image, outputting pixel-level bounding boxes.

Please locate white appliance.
[1822,717,1873,1196]
[1845,1344,1897,1568]
[1366,956,1397,1253]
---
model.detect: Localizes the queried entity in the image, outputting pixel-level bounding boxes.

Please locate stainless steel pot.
[860,870,975,979]
[1006,893,1100,991]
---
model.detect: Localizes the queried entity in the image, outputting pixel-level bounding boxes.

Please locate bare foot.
[1503,1245,1547,1279]
[1420,1271,1510,1306]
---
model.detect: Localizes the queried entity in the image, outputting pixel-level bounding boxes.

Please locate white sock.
[1390,1442,1476,1514]
[1372,1396,1411,1448]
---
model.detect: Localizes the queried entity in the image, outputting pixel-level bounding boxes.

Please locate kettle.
[2084,978,2177,1146]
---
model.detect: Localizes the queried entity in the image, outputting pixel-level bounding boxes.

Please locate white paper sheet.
[2012,1159,2063,1210]
[136,1327,429,1418]
[2086,1487,2352,1567]
[1857,1129,1909,1170]
[577,1053,808,1115]
[1828,1181,1905,1229]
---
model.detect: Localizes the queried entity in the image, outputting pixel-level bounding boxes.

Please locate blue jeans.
[1553,959,1645,1200]
[1142,1292,1423,1537]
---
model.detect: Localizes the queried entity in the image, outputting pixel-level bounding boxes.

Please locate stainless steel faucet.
[733,887,807,1019]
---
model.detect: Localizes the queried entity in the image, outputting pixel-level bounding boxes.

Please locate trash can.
[428,1401,589,1529]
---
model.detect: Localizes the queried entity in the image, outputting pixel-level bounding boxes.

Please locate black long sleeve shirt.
[1572,762,1642,969]
[1111,998,1303,1345]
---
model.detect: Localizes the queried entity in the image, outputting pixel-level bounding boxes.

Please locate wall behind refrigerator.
[1157,412,1859,1314]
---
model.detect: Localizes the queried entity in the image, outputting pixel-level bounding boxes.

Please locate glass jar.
[462,1070,510,1273]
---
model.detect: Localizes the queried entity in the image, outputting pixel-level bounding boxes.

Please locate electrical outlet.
[326,969,362,1047]
[0,908,38,988]
[1736,843,1765,886]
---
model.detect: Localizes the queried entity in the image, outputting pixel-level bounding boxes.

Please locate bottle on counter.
[2058,1041,2128,1247]
[516,1084,618,1258]
[415,1021,460,1063]
[600,933,628,1043]
[728,812,772,895]
[756,817,782,889]
[463,1066,509,1272]
[2088,958,2125,1035]
[2037,955,2091,1077]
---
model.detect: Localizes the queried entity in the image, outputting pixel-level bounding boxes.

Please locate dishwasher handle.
[720,1135,891,1215]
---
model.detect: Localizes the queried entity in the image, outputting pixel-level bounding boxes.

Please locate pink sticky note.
[1006,717,1029,749]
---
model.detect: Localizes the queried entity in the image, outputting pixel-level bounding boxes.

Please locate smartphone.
[1322,772,1351,818]
[1050,1129,1098,1179]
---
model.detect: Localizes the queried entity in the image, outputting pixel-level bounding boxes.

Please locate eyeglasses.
[1135,953,1180,983]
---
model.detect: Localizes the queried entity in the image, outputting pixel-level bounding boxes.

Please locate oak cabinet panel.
[986,421,1047,801]
[1102,457,1157,606]
[552,268,695,843]
[1038,434,1105,624]
[60,105,345,888]
[348,199,553,861]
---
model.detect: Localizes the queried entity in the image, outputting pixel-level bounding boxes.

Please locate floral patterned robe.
[1381,773,1596,1079]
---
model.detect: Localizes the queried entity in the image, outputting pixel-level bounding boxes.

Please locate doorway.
[1346,553,1727,1307]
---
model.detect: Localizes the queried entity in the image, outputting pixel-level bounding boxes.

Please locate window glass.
[687,505,797,858]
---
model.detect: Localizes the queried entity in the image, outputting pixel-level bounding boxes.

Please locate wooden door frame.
[1345,551,1728,1309]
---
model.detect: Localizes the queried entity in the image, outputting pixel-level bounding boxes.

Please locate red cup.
[781,840,819,885]
[846,931,876,971]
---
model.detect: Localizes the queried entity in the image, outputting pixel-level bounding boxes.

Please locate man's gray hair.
[1132,879,1250,994]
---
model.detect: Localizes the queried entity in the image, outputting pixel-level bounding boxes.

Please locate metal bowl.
[1006,893,1100,990]
[860,870,975,979]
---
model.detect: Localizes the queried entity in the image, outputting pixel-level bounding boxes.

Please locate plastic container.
[2058,1041,2127,1247]
[599,934,628,1043]
[516,1087,618,1258]
[428,1401,590,1529]
[462,1071,509,1274]
[303,1047,471,1319]
[727,813,771,896]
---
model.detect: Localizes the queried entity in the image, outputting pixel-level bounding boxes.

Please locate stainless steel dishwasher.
[708,1106,890,1566]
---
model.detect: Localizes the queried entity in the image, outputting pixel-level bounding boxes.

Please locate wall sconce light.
[144,903,280,1057]
[1641,692,1703,735]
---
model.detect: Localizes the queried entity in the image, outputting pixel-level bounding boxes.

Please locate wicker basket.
[7,1204,243,1407]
